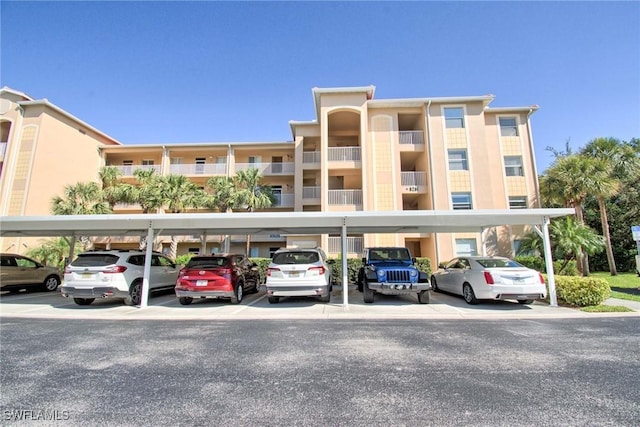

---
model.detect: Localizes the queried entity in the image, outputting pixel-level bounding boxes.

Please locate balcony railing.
[328,236,364,254]
[401,172,427,186]
[235,162,295,175]
[113,164,161,176]
[399,130,424,145]
[328,147,361,162]
[272,192,294,208]
[328,189,362,206]
[303,186,321,199]
[170,163,227,176]
[303,151,321,164]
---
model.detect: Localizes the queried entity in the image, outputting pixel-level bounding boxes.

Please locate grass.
[581,305,634,313]
[590,272,640,303]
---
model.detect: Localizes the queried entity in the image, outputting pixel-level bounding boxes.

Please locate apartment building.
[0,85,540,264]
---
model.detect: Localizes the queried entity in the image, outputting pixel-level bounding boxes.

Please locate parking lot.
[2,286,635,321]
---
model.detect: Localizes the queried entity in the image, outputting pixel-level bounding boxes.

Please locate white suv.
[265,247,333,304]
[61,250,179,306]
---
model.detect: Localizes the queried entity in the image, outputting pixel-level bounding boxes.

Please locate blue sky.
[2,1,639,172]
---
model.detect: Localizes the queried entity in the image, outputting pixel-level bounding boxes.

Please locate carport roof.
[0,209,575,237]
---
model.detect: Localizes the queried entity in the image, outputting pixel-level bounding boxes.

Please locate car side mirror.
[411,257,416,263]
[361,257,367,263]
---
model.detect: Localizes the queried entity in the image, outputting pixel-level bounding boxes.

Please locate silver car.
[0,253,62,292]
[431,256,546,305]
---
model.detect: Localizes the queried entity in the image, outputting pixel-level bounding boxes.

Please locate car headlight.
[409,269,418,278]
[377,270,385,278]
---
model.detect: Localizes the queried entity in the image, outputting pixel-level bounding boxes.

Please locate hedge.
[544,275,611,307]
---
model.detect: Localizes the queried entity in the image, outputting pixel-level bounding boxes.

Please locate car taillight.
[267,267,280,277]
[178,269,186,277]
[538,273,545,284]
[483,271,494,285]
[103,265,127,274]
[309,266,325,275]
[64,266,71,274]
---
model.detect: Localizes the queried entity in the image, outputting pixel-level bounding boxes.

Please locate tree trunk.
[598,196,617,275]
[245,234,251,257]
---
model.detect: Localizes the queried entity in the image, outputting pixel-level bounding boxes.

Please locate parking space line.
[229,294,267,314]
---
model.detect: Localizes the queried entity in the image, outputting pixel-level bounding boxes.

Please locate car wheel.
[231,281,243,304]
[518,299,534,305]
[179,297,193,305]
[129,281,142,306]
[431,276,439,292]
[462,283,478,305]
[363,280,374,304]
[268,296,279,304]
[417,290,430,304]
[319,286,331,303]
[251,280,260,294]
[42,275,61,292]
[73,298,94,306]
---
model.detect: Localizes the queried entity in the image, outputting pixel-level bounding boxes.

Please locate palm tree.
[581,138,640,275]
[233,168,275,256]
[130,168,164,250]
[205,176,239,253]
[158,174,208,259]
[26,237,81,269]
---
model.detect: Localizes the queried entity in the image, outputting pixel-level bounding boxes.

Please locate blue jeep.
[357,247,431,304]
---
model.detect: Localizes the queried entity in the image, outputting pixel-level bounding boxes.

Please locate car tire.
[73,298,94,306]
[41,275,61,292]
[431,276,439,293]
[463,283,478,305]
[319,285,331,303]
[179,297,193,305]
[417,290,430,304]
[363,280,374,304]
[251,281,260,294]
[357,270,364,292]
[231,282,243,304]
[268,296,279,304]
[518,299,534,305]
[129,281,143,306]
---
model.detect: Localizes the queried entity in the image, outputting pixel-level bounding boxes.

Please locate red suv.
[174,254,261,305]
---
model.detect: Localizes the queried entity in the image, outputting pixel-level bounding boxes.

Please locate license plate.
[196,280,208,286]
[82,273,93,279]
[288,271,299,277]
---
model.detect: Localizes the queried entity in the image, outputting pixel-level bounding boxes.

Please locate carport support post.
[341,221,349,310]
[541,216,558,307]
[140,225,154,309]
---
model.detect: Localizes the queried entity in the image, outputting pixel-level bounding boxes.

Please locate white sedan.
[431,256,546,305]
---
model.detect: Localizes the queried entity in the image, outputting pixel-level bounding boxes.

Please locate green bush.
[175,253,195,266]
[515,256,577,276]
[327,256,432,285]
[249,257,271,284]
[414,257,432,277]
[544,275,611,307]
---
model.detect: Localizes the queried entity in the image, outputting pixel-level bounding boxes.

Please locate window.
[195,157,206,174]
[451,192,472,210]
[509,196,528,209]
[444,107,464,128]
[505,156,524,176]
[448,149,468,171]
[455,239,478,256]
[248,156,261,164]
[142,159,154,166]
[499,117,518,137]
[250,247,260,257]
[271,185,282,206]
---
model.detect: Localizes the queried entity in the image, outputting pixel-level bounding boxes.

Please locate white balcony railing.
[235,162,295,175]
[328,189,362,206]
[272,193,294,207]
[114,164,161,176]
[399,131,424,145]
[303,151,321,164]
[328,236,364,254]
[401,172,427,186]
[303,186,321,199]
[170,163,227,175]
[328,147,361,162]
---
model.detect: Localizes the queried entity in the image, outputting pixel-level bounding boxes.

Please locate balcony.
[328,236,364,255]
[235,162,294,176]
[328,147,361,162]
[328,189,362,206]
[272,192,294,208]
[170,163,227,176]
[113,164,161,177]
[399,131,425,151]
[303,151,321,168]
[400,172,428,194]
[303,186,321,200]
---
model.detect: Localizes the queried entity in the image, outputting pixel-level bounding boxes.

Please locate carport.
[0,208,574,309]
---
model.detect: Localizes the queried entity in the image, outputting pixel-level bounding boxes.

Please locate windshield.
[186,257,229,268]
[368,248,411,261]
[272,251,319,265]
[72,254,120,267]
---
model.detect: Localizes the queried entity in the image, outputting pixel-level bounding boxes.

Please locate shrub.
[544,275,611,307]
[175,253,195,266]
[327,256,432,285]
[414,257,432,278]
[249,257,271,284]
